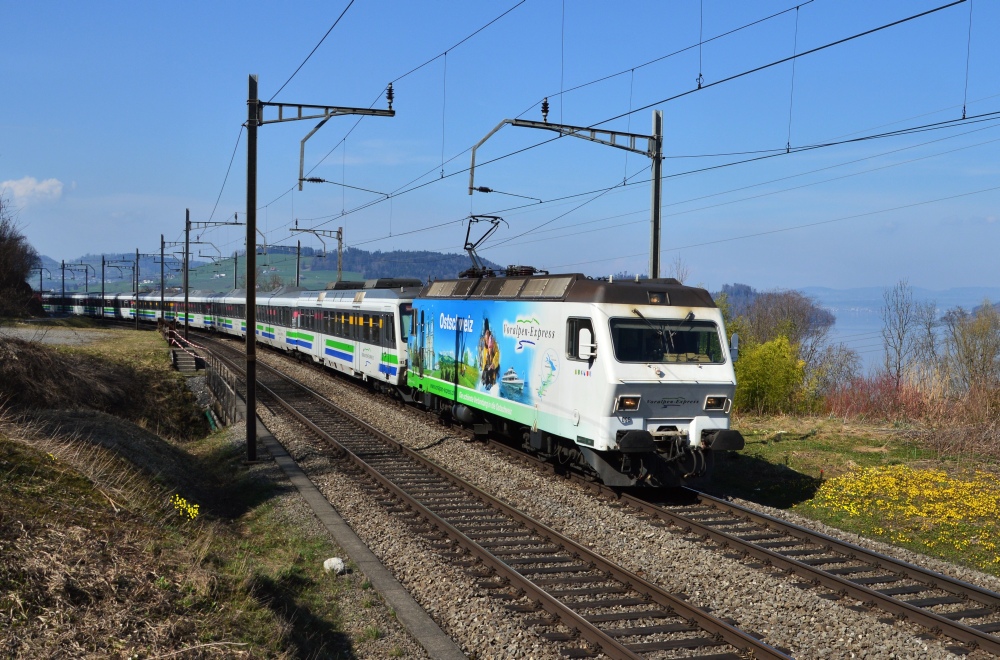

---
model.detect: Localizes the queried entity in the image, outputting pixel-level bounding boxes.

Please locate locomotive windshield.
[609,318,724,364]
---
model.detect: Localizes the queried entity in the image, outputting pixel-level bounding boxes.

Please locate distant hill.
[34,247,502,293]
[310,247,502,282]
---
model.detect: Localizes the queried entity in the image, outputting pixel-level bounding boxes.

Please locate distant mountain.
[801,286,1000,315]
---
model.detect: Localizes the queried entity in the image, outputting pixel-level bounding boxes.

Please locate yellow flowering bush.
[805,465,1000,571]
[171,493,200,520]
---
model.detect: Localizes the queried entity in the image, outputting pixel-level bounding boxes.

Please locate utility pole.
[649,111,663,280]
[246,75,259,461]
[469,106,664,278]
[184,209,190,339]
[160,235,165,324]
[246,74,394,461]
[135,248,140,330]
[32,266,51,295]
[183,210,242,339]
[295,240,301,287]
[61,260,65,310]
[65,263,95,294]
[101,256,105,318]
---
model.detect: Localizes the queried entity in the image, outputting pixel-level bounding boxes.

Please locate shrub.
[734,336,804,415]
[824,372,926,422]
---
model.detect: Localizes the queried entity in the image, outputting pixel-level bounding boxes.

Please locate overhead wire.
[261,0,814,239]
[475,110,1000,249]
[306,108,1000,253]
[487,125,1000,250]
[214,0,974,260]
[544,183,1000,271]
[206,126,245,223]
[297,0,976,239]
[516,0,813,120]
[388,1,526,84]
[962,0,974,118]
[289,0,817,233]
[256,0,528,240]
[785,5,800,152]
[497,117,1000,226]
[267,0,356,103]
[595,0,968,128]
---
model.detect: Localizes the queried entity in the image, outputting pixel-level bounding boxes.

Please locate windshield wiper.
[632,308,673,353]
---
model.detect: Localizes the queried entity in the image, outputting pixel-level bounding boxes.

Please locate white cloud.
[1,176,64,205]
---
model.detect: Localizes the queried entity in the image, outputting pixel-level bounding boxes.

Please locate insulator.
[541,97,549,123]
[386,82,394,109]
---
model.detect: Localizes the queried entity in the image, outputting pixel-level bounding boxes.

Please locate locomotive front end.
[567,284,745,486]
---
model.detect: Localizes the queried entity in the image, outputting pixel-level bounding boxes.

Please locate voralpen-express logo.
[503,317,555,352]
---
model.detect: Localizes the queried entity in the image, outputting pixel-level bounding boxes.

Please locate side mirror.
[578,327,596,360]
[730,333,739,363]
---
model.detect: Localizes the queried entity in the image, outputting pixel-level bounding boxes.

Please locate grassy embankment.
[709,414,1000,576]
[0,323,403,658]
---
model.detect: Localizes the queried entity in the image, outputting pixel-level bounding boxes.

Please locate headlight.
[616,395,641,412]
[704,395,727,410]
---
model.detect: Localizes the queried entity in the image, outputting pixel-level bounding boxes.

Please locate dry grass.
[0,418,244,658]
[0,332,363,658]
[0,333,206,440]
[822,371,1000,461]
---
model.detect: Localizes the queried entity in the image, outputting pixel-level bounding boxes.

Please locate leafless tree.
[810,342,862,396]
[666,254,690,284]
[740,289,834,366]
[735,289,839,401]
[908,300,943,392]
[880,280,919,391]
[0,194,41,318]
[942,302,1000,393]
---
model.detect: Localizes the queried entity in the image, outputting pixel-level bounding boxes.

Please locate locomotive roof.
[417,273,716,308]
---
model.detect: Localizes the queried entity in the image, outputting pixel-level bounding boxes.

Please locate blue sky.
[2,0,997,292]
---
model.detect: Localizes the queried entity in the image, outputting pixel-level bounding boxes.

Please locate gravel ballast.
[251,347,996,659]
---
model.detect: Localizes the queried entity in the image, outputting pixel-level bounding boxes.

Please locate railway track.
[484,436,1000,656]
[195,332,1000,656]
[199,334,791,659]
[633,489,1000,656]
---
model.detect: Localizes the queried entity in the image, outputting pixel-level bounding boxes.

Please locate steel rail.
[470,432,1000,655]
[202,338,791,659]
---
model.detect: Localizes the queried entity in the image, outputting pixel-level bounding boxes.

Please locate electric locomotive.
[407,272,744,487]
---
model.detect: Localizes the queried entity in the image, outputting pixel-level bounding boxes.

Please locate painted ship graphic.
[499,366,524,396]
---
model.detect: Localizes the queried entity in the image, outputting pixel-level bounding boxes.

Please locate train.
[41,272,744,486]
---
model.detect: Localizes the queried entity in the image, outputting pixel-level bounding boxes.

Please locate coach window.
[566,318,595,361]
[385,314,395,345]
[371,315,381,345]
[399,303,413,339]
[360,314,370,343]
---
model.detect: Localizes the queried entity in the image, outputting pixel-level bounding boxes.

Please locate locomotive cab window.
[609,318,724,364]
[566,318,596,361]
